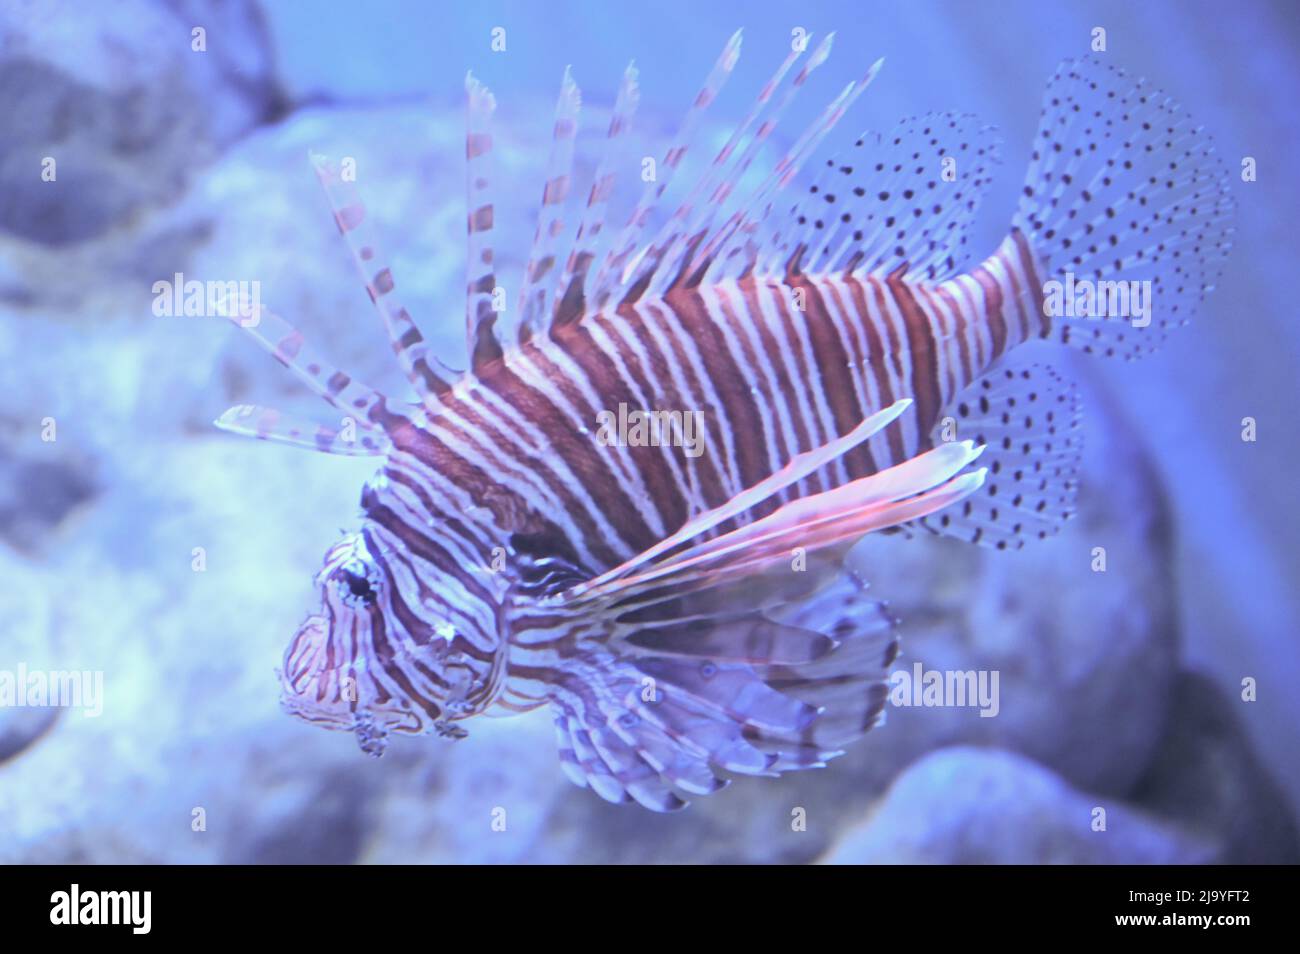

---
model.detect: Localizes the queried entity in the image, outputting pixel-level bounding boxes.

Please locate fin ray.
[552,62,641,329]
[215,404,391,456]
[590,29,744,310]
[310,152,456,403]
[518,67,582,343]
[465,73,506,370]
[222,301,392,427]
[694,58,885,286]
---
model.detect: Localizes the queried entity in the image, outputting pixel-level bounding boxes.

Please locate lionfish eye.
[334,560,379,607]
[344,569,374,599]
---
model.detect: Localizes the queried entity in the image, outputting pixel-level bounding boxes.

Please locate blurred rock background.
[1,0,1297,863]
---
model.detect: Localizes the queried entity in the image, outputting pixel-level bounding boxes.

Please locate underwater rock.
[0,557,60,768]
[220,765,372,865]
[0,0,282,248]
[0,437,99,555]
[819,747,1213,865]
[0,706,57,765]
[1129,670,1300,864]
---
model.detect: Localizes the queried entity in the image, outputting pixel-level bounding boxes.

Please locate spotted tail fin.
[1012,56,1235,359]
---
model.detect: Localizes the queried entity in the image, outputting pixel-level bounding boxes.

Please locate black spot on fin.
[778,112,1003,282]
[920,361,1082,550]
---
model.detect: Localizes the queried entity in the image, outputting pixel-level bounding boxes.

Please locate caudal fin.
[1013,56,1235,360]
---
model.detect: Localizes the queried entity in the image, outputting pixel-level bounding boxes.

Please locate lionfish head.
[278,529,502,756]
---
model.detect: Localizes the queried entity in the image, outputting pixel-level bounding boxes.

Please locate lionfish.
[214,33,1232,810]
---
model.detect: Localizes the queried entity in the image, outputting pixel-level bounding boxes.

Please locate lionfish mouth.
[277,610,432,757]
[278,612,355,730]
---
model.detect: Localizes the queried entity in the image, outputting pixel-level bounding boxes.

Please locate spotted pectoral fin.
[542,398,985,810]
[549,568,901,810]
[541,434,984,810]
[919,360,1082,549]
[548,636,824,810]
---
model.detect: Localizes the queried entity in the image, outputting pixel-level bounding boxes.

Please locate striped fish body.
[220,37,1232,809]
[441,230,1048,557]
[385,238,1055,728]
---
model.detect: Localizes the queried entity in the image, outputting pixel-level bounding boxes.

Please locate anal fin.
[920,361,1082,550]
